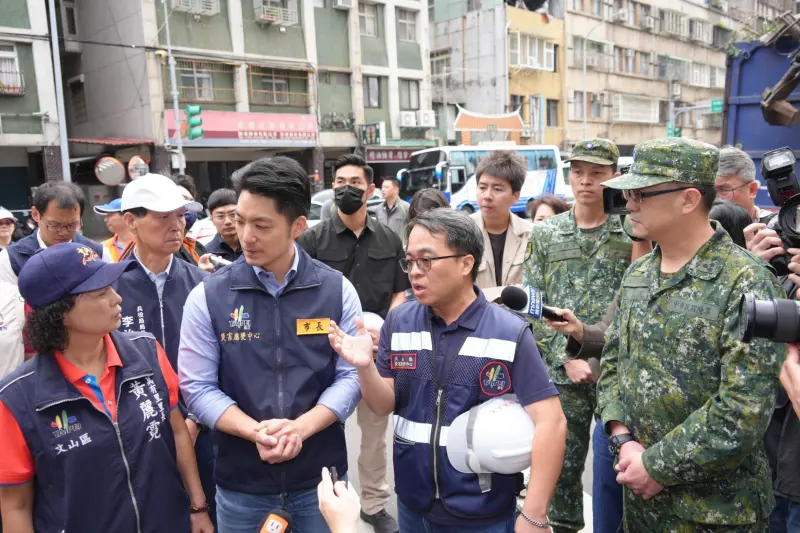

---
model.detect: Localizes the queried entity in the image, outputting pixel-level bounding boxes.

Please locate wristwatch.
[608,433,636,456]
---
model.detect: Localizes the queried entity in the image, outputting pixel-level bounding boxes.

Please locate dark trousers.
[770,495,800,533]
[592,421,623,533]
[196,428,217,527]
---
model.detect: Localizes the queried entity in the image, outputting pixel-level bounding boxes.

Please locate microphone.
[500,286,561,321]
[209,255,232,271]
[258,508,292,533]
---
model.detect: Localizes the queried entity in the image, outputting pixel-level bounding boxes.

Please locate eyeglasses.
[213,211,237,222]
[42,220,81,233]
[622,186,695,204]
[399,254,465,273]
[714,182,750,197]
[0,219,14,226]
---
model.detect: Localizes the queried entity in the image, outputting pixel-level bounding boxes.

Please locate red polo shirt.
[0,335,179,485]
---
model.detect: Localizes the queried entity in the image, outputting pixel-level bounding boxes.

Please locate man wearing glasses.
[204,188,242,263]
[714,146,773,223]
[597,137,783,532]
[328,208,566,533]
[0,182,105,284]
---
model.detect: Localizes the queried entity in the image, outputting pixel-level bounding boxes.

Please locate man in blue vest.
[329,208,567,533]
[113,172,217,525]
[0,182,106,284]
[179,156,363,533]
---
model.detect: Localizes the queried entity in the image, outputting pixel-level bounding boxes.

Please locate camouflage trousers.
[622,489,769,533]
[548,382,595,533]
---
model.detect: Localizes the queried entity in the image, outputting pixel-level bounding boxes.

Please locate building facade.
[0,0,64,215]
[59,0,433,195]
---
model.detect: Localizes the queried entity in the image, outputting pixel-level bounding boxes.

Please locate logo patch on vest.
[296,318,331,335]
[390,353,417,370]
[480,362,511,396]
[229,305,252,330]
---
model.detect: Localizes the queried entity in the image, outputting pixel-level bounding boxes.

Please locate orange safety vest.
[102,235,130,263]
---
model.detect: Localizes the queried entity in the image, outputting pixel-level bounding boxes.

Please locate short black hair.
[710,199,750,248]
[334,154,374,185]
[208,188,237,213]
[24,295,76,354]
[409,188,449,220]
[696,184,717,212]
[173,174,197,199]
[233,156,310,222]
[122,207,149,218]
[383,177,401,189]
[475,151,527,193]
[407,208,483,281]
[33,182,86,217]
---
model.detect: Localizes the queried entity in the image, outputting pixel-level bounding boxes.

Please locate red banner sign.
[166,110,317,146]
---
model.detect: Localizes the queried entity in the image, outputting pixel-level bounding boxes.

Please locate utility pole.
[47,0,71,182]
[162,0,185,173]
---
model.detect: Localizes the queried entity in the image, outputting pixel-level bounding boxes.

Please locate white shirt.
[0,281,25,379]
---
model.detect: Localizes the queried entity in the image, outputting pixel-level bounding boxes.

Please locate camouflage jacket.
[523,209,632,384]
[598,223,783,525]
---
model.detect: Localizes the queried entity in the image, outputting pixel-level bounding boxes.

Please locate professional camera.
[602,188,643,242]
[739,293,800,343]
[760,147,800,276]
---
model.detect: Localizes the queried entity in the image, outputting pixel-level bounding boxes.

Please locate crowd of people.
[0,137,800,533]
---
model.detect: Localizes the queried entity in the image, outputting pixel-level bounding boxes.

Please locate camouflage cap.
[568,138,619,166]
[603,137,720,190]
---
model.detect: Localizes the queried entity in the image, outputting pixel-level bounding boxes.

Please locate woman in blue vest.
[0,242,214,533]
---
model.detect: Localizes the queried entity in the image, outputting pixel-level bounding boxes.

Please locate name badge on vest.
[296,318,331,335]
[481,362,511,396]
[391,354,417,370]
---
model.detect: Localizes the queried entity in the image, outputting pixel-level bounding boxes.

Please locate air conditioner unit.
[671,83,682,98]
[400,111,418,127]
[696,117,707,129]
[644,16,655,30]
[586,56,599,68]
[416,110,436,128]
[521,128,532,137]
[254,0,298,25]
[333,0,352,9]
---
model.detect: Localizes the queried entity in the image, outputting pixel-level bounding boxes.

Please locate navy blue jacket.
[0,331,190,533]
[204,234,242,263]
[6,231,103,276]
[202,250,347,494]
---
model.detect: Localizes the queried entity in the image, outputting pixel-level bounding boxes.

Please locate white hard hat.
[362,312,384,330]
[446,395,534,475]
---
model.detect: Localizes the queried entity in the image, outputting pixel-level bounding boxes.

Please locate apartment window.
[614,48,622,72]
[179,63,214,101]
[661,10,688,37]
[62,0,78,37]
[261,74,290,104]
[397,9,416,41]
[510,94,524,112]
[575,37,610,69]
[590,93,603,119]
[592,0,603,16]
[713,25,733,47]
[0,43,22,94]
[691,63,711,88]
[658,55,690,83]
[359,4,377,37]
[547,99,559,127]
[467,0,480,10]
[627,1,636,24]
[363,76,380,108]
[689,19,712,43]
[399,79,420,110]
[431,49,451,76]
[510,34,520,65]
[571,91,603,120]
[511,34,555,70]
[638,51,650,76]
[711,66,726,89]
[639,3,650,26]
[569,0,582,10]
[626,49,635,73]
[69,80,87,123]
[570,91,585,119]
[429,1,435,22]
[319,71,351,85]
[612,94,659,123]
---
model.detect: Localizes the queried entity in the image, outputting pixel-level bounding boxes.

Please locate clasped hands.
[254,418,305,464]
[615,441,664,501]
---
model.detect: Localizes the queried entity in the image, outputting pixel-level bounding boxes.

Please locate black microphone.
[258,508,292,533]
[500,286,561,321]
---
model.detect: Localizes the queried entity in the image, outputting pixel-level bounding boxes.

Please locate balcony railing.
[254,0,299,26]
[171,0,221,16]
[250,90,310,107]
[0,71,25,96]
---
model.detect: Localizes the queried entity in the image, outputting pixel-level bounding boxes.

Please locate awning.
[166,110,318,148]
[453,105,525,132]
[69,138,154,147]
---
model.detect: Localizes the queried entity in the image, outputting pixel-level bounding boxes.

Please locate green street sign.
[710,99,724,114]
[667,121,675,137]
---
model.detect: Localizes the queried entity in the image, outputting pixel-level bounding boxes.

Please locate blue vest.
[0,331,190,533]
[390,300,528,519]
[6,231,104,276]
[202,250,347,494]
[113,256,208,371]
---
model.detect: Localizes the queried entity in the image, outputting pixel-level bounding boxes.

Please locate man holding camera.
[597,137,784,532]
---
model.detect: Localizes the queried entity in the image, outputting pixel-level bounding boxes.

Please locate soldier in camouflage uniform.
[523,139,632,533]
[597,137,784,532]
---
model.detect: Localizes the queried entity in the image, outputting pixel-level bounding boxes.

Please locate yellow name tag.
[296,318,331,335]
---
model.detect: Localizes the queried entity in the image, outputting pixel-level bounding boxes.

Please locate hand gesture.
[328,318,375,369]
[197,254,215,273]
[318,467,360,533]
[616,450,664,500]
[254,419,303,464]
[564,359,597,384]
[744,223,785,261]
[544,308,585,342]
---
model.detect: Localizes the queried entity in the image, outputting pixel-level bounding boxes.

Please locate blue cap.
[19,242,136,308]
[93,198,123,214]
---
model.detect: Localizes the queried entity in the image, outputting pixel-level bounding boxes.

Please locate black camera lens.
[739,293,800,343]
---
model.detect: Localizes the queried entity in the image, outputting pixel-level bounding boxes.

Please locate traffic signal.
[186,105,203,140]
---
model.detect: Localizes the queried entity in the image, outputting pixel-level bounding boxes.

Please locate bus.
[397,144,572,215]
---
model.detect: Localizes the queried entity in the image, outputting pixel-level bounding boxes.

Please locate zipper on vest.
[113,421,143,533]
[431,388,444,499]
[158,296,166,353]
[274,302,284,417]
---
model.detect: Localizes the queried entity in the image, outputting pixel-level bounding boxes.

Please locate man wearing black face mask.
[298,154,408,533]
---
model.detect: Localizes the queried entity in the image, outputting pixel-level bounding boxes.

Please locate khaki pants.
[356,400,390,515]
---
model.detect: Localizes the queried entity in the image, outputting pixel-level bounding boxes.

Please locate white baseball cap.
[121,173,202,213]
[0,207,14,222]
